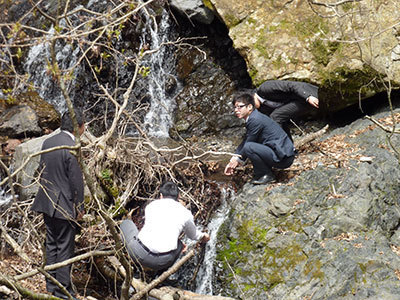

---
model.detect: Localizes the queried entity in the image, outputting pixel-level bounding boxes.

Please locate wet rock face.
[173,47,239,138]
[172,16,252,138]
[215,108,400,299]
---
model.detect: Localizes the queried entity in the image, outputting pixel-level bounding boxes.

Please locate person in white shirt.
[120,181,210,271]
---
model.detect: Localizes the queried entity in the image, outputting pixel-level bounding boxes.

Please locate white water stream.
[195,188,233,295]
[23,1,179,138]
[24,21,82,113]
[0,188,13,209]
[140,8,180,137]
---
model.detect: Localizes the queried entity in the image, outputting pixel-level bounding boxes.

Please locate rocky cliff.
[215,107,400,299]
[208,0,400,111]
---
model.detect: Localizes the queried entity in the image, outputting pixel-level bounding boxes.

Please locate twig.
[0,274,60,300]
[364,115,400,134]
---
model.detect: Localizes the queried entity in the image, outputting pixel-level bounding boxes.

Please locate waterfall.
[24,21,82,114]
[140,9,180,137]
[23,1,179,138]
[0,184,13,210]
[195,187,234,295]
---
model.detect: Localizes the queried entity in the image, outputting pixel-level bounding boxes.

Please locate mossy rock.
[10,92,60,130]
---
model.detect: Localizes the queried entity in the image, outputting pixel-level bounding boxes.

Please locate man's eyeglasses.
[234,104,247,110]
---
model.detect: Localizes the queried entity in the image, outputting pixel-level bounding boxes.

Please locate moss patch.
[304,259,325,280]
[319,65,384,111]
[311,40,341,66]
[202,0,214,10]
[294,17,329,40]
[224,14,241,28]
[218,218,308,292]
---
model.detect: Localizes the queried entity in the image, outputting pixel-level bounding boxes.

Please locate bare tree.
[0,1,233,299]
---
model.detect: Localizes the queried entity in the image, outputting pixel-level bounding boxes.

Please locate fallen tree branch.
[14,250,115,281]
[0,224,31,262]
[294,125,329,149]
[0,273,59,300]
[365,115,400,134]
[131,248,197,300]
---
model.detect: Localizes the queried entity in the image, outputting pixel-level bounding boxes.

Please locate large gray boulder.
[0,105,42,138]
[215,108,400,299]
[13,129,61,201]
[209,0,400,111]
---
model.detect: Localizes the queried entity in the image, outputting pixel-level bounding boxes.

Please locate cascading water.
[195,187,233,295]
[23,1,179,138]
[140,8,181,137]
[24,20,82,113]
[0,187,13,210]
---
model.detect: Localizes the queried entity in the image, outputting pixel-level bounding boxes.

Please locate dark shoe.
[250,174,276,185]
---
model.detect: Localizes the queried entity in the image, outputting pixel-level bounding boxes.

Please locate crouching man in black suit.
[224,92,296,185]
[254,80,319,141]
[31,109,85,300]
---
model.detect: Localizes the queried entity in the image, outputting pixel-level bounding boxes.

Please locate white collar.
[62,130,75,141]
[255,93,266,104]
[244,110,255,123]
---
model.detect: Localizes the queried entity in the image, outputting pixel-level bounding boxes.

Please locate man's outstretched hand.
[224,157,239,176]
[201,233,210,243]
[307,95,319,108]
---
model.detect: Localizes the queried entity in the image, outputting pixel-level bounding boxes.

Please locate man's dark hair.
[60,108,85,133]
[159,181,179,200]
[232,92,255,107]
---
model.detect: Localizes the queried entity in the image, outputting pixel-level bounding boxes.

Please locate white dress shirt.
[137,198,204,253]
[62,130,75,141]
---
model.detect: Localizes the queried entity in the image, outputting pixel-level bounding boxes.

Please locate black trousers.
[241,142,295,178]
[43,214,76,297]
[259,100,312,140]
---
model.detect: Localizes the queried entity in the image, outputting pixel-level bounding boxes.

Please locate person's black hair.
[236,88,256,95]
[60,108,85,133]
[232,92,255,107]
[159,181,179,200]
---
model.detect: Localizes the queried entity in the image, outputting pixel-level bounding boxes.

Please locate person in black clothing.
[253,80,319,140]
[31,109,85,300]
[224,92,296,185]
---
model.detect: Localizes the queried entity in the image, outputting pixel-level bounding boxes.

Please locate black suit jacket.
[256,80,318,104]
[32,131,84,220]
[235,110,295,162]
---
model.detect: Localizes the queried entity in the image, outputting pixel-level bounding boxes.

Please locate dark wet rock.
[15,92,61,131]
[172,16,252,138]
[173,47,238,138]
[215,108,400,299]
